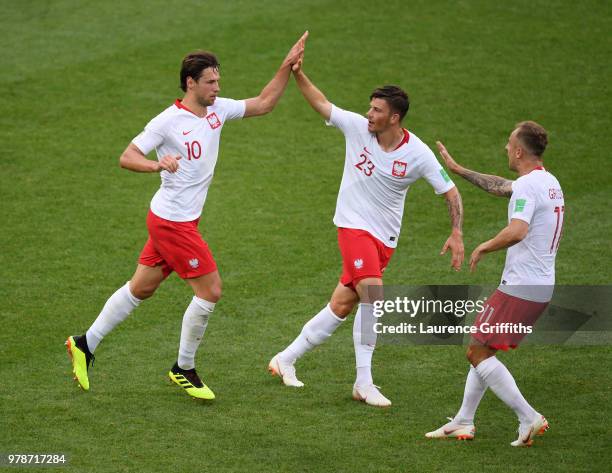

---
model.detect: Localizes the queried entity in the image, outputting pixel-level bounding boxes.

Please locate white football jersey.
[498,168,565,302]
[327,104,455,248]
[132,98,245,221]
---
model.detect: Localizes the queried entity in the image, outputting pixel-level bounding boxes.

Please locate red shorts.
[472,289,548,350]
[138,210,217,279]
[337,228,395,289]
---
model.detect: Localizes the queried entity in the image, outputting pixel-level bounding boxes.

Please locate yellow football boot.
[168,363,215,400]
[65,335,94,391]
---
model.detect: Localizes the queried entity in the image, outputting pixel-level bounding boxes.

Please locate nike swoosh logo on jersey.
[182,130,194,135]
[364,146,372,155]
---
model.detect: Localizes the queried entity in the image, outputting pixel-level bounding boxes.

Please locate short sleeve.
[510,180,536,223]
[214,97,246,121]
[132,121,165,155]
[326,104,368,136]
[420,149,456,195]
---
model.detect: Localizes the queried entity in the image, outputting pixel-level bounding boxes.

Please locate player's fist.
[157,155,181,173]
[436,141,462,175]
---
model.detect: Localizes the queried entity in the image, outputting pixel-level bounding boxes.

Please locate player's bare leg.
[270,282,357,387]
[351,278,391,407]
[129,264,166,299]
[186,270,222,303]
[466,343,496,366]
[66,264,162,390]
[329,282,361,318]
[168,270,222,400]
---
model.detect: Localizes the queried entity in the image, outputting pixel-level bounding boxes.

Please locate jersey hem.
[334,223,397,249]
[149,206,202,223]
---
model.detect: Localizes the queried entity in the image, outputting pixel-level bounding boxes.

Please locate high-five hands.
[284,31,309,72]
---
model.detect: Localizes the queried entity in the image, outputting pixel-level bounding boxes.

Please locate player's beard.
[368,120,382,133]
[197,95,216,108]
[370,120,391,134]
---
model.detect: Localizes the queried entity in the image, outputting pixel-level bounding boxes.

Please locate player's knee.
[208,288,222,303]
[466,345,492,367]
[130,282,158,300]
[204,282,222,303]
[466,346,476,365]
[329,300,353,318]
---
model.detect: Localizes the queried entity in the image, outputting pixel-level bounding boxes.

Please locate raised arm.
[292,62,332,120]
[436,141,513,197]
[243,31,308,117]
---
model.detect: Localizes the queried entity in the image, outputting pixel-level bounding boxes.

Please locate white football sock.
[279,304,344,363]
[454,366,487,425]
[354,303,376,386]
[177,296,215,370]
[475,356,538,424]
[86,282,141,353]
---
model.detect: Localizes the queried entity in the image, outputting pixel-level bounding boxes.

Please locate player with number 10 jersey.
[65,33,308,400]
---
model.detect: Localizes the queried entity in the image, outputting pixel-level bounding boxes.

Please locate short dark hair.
[180,51,220,92]
[370,85,410,121]
[515,121,548,157]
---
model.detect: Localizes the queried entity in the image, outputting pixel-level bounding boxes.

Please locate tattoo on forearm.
[460,169,513,197]
[446,192,463,232]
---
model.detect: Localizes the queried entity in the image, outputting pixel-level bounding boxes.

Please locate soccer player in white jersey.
[268,58,465,407]
[426,121,564,446]
[65,32,308,400]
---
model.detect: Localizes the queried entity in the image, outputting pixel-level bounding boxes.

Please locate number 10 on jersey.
[184,140,202,160]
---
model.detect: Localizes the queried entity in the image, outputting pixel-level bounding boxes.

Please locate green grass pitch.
[1,1,610,471]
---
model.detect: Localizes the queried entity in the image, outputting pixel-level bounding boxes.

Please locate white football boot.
[352,384,392,407]
[425,417,475,440]
[510,415,549,447]
[268,353,304,387]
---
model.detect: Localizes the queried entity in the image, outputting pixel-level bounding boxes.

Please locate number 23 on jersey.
[355,147,375,176]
